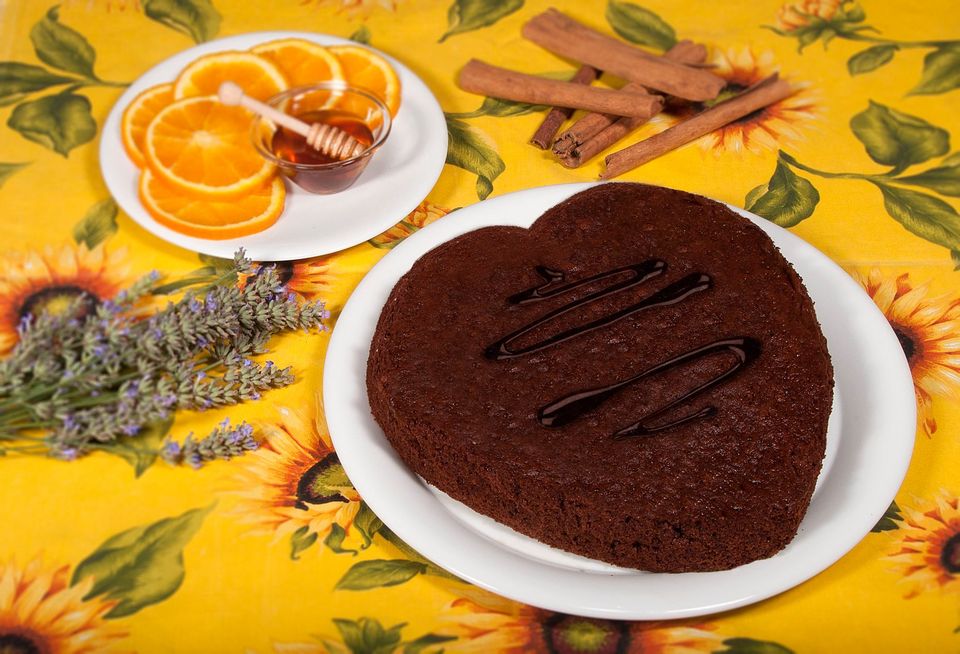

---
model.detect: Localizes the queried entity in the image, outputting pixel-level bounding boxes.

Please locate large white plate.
[324,182,916,619]
[100,31,447,260]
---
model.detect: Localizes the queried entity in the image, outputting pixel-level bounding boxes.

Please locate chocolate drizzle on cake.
[539,337,762,437]
[486,263,760,437]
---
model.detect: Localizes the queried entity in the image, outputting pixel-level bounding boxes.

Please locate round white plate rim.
[324,182,916,619]
[99,30,447,260]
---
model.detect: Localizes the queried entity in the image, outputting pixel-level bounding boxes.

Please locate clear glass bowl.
[252,82,392,194]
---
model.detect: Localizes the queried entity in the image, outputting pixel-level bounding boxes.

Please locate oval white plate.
[324,182,916,619]
[100,31,447,260]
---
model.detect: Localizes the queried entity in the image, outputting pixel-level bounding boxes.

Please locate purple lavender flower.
[123,423,140,436]
[56,447,79,461]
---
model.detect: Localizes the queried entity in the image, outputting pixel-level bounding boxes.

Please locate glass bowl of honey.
[251,82,392,194]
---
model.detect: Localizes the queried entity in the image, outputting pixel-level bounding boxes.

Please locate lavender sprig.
[0,250,329,461]
[159,419,258,468]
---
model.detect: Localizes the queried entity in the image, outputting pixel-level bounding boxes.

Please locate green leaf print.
[847,44,898,75]
[335,559,426,590]
[745,159,820,227]
[444,115,505,200]
[30,6,97,78]
[143,0,222,44]
[353,501,384,549]
[291,524,319,559]
[7,91,97,156]
[95,416,172,477]
[452,95,546,119]
[0,162,29,188]
[873,182,960,252]
[439,0,524,43]
[350,25,372,44]
[605,0,676,51]
[716,638,795,654]
[403,634,457,654]
[72,198,118,249]
[334,617,405,654]
[871,500,903,532]
[323,523,357,556]
[0,62,73,104]
[850,101,949,171]
[910,45,960,95]
[952,249,960,271]
[899,159,960,197]
[71,503,215,618]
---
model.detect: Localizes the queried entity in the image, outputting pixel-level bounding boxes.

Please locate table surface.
[1,1,958,652]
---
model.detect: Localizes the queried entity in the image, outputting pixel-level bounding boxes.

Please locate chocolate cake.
[366,183,833,572]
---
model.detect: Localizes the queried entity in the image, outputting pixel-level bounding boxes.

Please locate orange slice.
[328,45,401,117]
[251,38,344,88]
[120,83,173,167]
[173,51,288,101]
[140,169,285,239]
[143,96,276,200]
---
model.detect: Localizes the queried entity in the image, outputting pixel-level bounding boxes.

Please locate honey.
[270,109,375,194]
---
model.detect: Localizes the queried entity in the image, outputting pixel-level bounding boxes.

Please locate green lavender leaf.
[847,44,897,75]
[143,0,221,44]
[715,638,795,654]
[30,6,97,78]
[72,504,214,618]
[850,101,949,170]
[0,162,29,188]
[73,198,118,248]
[335,559,426,591]
[874,181,960,252]
[353,501,383,550]
[403,634,457,654]
[871,500,903,532]
[745,159,820,227]
[605,0,676,51]
[0,62,73,103]
[444,115,504,200]
[439,0,524,43]
[910,45,960,96]
[291,524,319,559]
[7,91,97,156]
[350,25,372,44]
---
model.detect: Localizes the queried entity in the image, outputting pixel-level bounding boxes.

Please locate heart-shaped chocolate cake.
[367,183,833,572]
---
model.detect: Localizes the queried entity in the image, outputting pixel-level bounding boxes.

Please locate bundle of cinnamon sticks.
[456,8,795,179]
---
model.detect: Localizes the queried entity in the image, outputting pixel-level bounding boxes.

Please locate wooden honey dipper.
[218,81,366,160]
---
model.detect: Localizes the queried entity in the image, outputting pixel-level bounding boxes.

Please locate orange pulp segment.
[120,83,174,167]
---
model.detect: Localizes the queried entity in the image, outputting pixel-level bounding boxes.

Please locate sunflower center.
[18,285,98,322]
[941,532,960,574]
[892,325,918,363]
[295,452,350,509]
[542,614,627,654]
[274,261,296,286]
[0,632,45,654]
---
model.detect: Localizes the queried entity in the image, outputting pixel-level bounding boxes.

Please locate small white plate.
[100,31,447,260]
[324,182,916,619]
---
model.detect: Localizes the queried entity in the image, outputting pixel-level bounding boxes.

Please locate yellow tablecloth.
[1,0,958,652]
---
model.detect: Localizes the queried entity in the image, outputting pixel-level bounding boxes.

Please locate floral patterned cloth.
[1,1,958,652]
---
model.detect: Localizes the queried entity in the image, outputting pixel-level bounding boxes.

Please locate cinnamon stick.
[458,59,661,118]
[601,75,794,179]
[530,65,599,149]
[522,10,725,101]
[553,40,707,159]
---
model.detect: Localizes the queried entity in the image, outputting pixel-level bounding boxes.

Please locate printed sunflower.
[435,587,719,654]
[658,47,817,156]
[886,490,960,598]
[368,200,450,249]
[775,0,842,32]
[0,243,137,354]
[855,269,960,435]
[229,405,362,550]
[0,559,127,653]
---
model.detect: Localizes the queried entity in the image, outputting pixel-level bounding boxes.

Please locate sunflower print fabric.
[0,0,958,652]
